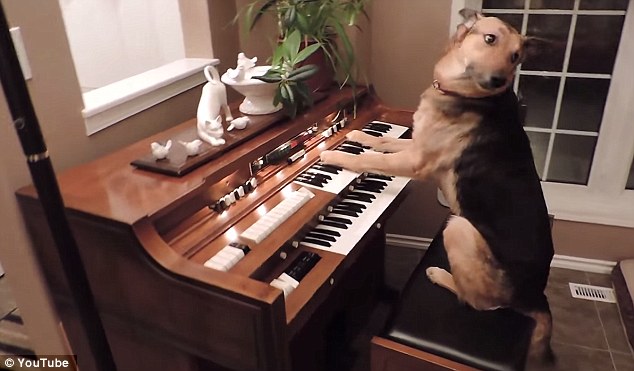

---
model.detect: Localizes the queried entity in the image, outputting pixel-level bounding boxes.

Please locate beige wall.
[0,0,210,360]
[1,0,634,366]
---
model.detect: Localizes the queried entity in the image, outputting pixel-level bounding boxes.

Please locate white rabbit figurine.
[197,65,233,146]
[150,140,172,160]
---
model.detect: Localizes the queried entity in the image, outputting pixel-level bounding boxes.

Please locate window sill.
[81,58,218,136]
[543,183,634,228]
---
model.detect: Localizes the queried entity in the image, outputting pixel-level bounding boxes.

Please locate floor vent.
[568,283,616,303]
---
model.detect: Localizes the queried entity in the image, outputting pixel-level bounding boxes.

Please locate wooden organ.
[17,87,414,371]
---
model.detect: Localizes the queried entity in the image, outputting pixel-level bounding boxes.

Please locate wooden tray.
[130,110,288,177]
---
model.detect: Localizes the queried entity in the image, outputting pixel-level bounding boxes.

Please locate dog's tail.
[521,297,555,364]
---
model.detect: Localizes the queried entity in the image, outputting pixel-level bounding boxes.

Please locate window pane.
[523,15,571,71]
[627,157,634,190]
[568,15,625,74]
[558,78,611,132]
[492,13,523,33]
[526,131,550,179]
[580,0,629,10]
[530,0,574,9]
[518,75,560,128]
[482,0,524,9]
[547,134,597,184]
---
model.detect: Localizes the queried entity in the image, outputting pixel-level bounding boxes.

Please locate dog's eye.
[484,34,497,45]
[511,52,520,63]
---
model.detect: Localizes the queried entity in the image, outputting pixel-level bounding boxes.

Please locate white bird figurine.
[150,140,172,160]
[179,139,203,157]
[227,116,250,131]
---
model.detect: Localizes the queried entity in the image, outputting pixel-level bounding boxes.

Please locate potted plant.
[253,30,321,118]
[242,0,369,117]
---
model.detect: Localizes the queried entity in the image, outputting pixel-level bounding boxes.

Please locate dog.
[320,9,555,363]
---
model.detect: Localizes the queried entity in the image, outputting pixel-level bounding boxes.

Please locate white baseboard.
[386,233,616,274]
[550,255,616,274]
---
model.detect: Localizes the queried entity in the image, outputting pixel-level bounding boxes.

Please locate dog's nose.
[489,76,507,88]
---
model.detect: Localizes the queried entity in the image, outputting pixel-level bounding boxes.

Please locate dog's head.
[435,9,534,97]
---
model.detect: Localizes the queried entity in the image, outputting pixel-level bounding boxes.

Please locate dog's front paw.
[320,150,346,166]
[346,130,377,147]
[426,267,450,285]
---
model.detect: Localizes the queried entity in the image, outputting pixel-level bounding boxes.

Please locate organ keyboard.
[17,87,415,371]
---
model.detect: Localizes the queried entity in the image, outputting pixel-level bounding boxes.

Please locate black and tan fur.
[320,9,555,363]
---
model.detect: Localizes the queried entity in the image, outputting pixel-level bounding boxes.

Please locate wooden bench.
[371,226,536,371]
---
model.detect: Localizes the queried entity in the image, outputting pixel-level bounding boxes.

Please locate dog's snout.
[489,76,507,89]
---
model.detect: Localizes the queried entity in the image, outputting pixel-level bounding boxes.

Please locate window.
[58,0,216,135]
[453,0,634,227]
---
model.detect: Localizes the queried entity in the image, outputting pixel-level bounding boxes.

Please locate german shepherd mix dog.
[320,9,555,363]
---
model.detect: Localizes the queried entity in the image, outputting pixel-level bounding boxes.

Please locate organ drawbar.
[17,87,414,371]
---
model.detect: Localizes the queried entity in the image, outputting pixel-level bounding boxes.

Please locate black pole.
[0,5,117,371]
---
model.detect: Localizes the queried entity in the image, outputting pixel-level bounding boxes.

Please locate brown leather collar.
[432,79,465,98]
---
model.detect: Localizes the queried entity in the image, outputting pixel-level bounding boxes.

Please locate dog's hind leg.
[432,216,512,310]
[426,267,458,294]
[521,298,556,364]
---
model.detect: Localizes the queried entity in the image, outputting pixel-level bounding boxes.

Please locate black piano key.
[331,208,359,217]
[349,191,376,200]
[354,185,383,194]
[332,203,362,212]
[302,237,331,247]
[305,171,332,180]
[369,122,392,130]
[319,162,342,171]
[296,174,327,183]
[336,146,361,155]
[296,178,325,187]
[307,232,337,242]
[366,173,394,181]
[338,201,366,210]
[325,216,352,225]
[360,179,388,188]
[321,220,349,229]
[337,145,365,154]
[312,164,340,174]
[365,123,390,133]
[312,228,341,237]
[361,129,382,137]
[345,194,373,203]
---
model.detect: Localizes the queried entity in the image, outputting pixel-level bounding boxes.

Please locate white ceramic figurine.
[179,139,203,157]
[197,65,233,146]
[150,140,172,160]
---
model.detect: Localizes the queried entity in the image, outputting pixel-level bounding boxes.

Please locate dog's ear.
[454,8,483,43]
[521,36,548,62]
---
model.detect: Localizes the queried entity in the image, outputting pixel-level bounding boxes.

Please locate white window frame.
[81,57,217,135]
[451,0,634,228]
[59,0,216,136]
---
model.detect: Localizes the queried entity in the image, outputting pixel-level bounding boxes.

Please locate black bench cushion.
[382,228,535,371]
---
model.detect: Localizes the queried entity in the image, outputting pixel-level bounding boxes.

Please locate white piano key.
[241,188,314,245]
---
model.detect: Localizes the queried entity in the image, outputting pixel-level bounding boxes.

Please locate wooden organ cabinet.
[17,87,414,371]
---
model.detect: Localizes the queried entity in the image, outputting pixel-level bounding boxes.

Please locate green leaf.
[288,64,319,81]
[285,30,302,57]
[294,42,320,65]
[282,83,295,104]
[253,69,283,83]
